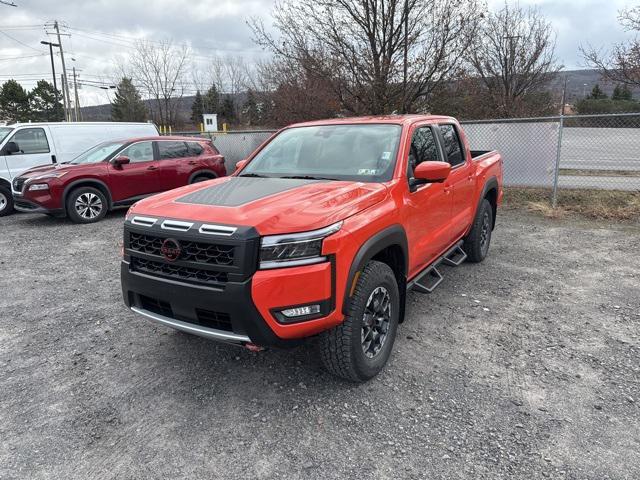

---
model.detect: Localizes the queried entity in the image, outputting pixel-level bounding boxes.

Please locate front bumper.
[122,254,342,348]
[13,195,64,215]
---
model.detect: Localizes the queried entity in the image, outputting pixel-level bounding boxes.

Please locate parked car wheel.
[0,185,14,217]
[464,198,493,263]
[66,187,108,224]
[190,175,214,184]
[319,260,400,382]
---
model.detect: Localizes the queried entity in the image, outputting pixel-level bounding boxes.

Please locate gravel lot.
[1,209,639,480]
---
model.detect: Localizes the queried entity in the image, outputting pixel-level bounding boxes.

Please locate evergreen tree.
[219,96,236,125]
[191,90,204,124]
[111,77,148,122]
[0,80,31,123]
[612,84,633,101]
[30,80,63,121]
[202,85,219,114]
[588,84,607,99]
[242,89,260,126]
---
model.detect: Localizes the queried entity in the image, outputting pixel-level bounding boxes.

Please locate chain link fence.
[174,113,640,201]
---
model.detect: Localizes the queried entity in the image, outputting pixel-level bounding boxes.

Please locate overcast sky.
[0,0,637,106]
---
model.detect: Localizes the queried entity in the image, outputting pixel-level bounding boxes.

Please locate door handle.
[188,161,197,165]
[147,165,158,171]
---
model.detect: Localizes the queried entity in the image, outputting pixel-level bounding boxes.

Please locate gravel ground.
[1,209,639,480]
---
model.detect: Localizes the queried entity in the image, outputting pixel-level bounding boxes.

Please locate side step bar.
[408,241,466,294]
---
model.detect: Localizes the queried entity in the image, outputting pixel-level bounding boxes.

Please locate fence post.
[551,115,564,208]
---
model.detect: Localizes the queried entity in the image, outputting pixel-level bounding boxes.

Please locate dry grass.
[502,187,640,221]
[559,168,640,178]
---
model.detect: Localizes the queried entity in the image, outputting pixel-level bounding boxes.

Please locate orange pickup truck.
[121,115,503,381]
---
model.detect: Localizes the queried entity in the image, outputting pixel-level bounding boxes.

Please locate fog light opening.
[280,304,321,318]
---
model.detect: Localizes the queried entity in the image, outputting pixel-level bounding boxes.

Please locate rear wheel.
[190,175,214,184]
[0,185,14,217]
[66,187,108,224]
[464,198,493,263]
[319,260,400,382]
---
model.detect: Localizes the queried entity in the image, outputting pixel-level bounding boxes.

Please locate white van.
[0,121,158,216]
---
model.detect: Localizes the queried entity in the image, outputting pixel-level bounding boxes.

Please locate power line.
[0,29,43,52]
[0,53,47,62]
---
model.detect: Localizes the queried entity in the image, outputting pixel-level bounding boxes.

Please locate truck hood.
[131,176,389,235]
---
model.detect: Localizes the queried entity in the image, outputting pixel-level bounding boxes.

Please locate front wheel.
[319,260,400,382]
[463,198,493,263]
[0,185,15,217]
[66,187,108,224]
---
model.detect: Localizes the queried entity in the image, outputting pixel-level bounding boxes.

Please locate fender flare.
[475,176,499,228]
[188,169,218,183]
[342,224,409,316]
[63,179,113,212]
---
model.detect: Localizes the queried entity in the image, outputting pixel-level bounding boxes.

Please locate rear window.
[186,142,204,155]
[158,141,190,159]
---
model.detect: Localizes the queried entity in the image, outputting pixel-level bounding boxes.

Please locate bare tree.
[250,0,483,115]
[120,40,190,126]
[468,3,560,117]
[582,6,640,87]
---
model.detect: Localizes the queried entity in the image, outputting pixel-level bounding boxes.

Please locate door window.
[8,128,50,154]
[408,127,439,177]
[120,142,154,163]
[186,142,204,156]
[439,124,465,167]
[158,141,190,159]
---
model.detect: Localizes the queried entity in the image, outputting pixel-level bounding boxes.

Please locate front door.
[106,141,160,203]
[2,127,55,184]
[403,125,453,279]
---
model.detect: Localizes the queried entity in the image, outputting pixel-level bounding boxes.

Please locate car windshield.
[69,141,127,164]
[0,127,13,143]
[240,124,402,182]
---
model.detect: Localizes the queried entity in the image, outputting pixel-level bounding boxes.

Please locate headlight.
[28,183,49,191]
[259,221,342,269]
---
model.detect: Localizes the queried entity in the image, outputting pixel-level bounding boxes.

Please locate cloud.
[0,0,637,106]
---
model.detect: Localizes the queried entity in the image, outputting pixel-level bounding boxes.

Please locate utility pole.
[54,21,72,121]
[72,67,81,121]
[60,74,69,121]
[41,41,60,119]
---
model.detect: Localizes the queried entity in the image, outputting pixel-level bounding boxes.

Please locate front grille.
[195,308,232,331]
[13,177,26,193]
[139,294,173,318]
[131,257,228,285]
[129,232,235,266]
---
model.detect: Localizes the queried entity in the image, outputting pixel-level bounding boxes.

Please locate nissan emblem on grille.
[160,238,181,262]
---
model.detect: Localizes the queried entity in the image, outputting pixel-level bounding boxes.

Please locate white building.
[202,113,218,132]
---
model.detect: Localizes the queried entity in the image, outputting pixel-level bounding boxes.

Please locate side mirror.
[112,156,130,167]
[2,141,19,155]
[234,159,248,172]
[413,161,451,184]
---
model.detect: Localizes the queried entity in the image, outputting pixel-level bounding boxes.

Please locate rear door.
[106,141,160,203]
[157,140,193,190]
[437,124,475,239]
[403,124,453,278]
[2,126,55,181]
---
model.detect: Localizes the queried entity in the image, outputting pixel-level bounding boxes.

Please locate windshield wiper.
[238,172,268,178]
[279,175,337,181]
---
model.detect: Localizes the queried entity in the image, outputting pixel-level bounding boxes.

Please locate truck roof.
[287,114,456,129]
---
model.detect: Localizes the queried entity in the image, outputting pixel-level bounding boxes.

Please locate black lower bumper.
[13,196,64,216]
[121,260,303,348]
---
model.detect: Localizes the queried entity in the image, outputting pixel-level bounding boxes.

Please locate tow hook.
[245,343,265,352]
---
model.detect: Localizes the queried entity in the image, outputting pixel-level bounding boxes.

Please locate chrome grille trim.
[161,220,194,231]
[131,216,158,227]
[199,224,237,236]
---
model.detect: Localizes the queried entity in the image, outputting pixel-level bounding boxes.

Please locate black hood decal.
[175,177,325,207]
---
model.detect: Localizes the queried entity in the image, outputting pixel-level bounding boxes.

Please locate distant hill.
[80,70,640,123]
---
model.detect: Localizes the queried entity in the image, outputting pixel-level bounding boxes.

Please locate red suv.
[12,136,226,223]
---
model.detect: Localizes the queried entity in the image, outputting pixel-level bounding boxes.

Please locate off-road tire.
[66,187,108,224]
[464,198,493,263]
[0,185,14,217]
[319,260,400,382]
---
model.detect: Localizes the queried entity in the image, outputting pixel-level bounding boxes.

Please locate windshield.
[70,141,127,164]
[241,124,402,182]
[0,127,13,143]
